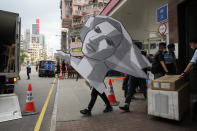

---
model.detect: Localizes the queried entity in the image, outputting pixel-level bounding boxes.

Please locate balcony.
[72,0,84,6]
[70,51,83,56]
[82,3,104,15]
[72,10,83,16]
[97,0,110,3]
[62,18,72,28]
[72,20,84,27]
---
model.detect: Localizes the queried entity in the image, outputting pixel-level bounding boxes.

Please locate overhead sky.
[0,0,61,52]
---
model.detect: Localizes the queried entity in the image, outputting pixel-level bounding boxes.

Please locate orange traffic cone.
[108,79,120,106]
[23,84,38,116]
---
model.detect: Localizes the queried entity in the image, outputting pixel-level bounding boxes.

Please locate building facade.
[39,34,45,47]
[168,0,197,71]
[60,0,110,56]
[101,0,168,55]
[32,24,39,35]
[23,29,31,52]
[36,18,40,35]
[31,34,40,43]
[100,0,197,72]
[28,43,45,62]
[47,48,54,60]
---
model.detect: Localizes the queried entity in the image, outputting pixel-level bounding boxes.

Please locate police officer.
[164,43,178,74]
[181,39,197,120]
[181,40,197,91]
[151,42,169,79]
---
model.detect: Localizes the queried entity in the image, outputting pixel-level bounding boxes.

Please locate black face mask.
[190,46,195,50]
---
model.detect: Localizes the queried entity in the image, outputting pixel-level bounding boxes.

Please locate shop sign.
[72,48,82,52]
[157,5,168,23]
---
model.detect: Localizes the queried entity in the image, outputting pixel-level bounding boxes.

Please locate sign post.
[157,5,168,41]
[158,23,167,36]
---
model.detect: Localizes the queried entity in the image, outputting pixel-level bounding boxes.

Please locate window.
[65,1,72,7]
[72,37,75,42]
[78,6,81,11]
[66,10,72,16]
[150,43,156,49]
[143,44,149,50]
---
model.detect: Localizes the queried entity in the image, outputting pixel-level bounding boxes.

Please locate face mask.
[191,46,195,50]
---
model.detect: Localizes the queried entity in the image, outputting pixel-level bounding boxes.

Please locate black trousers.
[88,88,111,111]
[27,71,30,79]
[125,76,137,104]
[125,76,147,104]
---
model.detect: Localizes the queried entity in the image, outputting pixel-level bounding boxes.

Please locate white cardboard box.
[148,83,189,121]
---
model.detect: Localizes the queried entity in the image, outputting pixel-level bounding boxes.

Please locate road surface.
[0,66,57,131]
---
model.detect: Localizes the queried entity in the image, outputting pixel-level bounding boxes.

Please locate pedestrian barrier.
[108,79,120,106]
[22,84,38,116]
[111,77,126,83]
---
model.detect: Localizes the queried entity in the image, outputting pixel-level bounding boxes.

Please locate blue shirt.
[44,63,48,70]
[191,50,197,63]
[48,64,51,70]
[49,64,54,71]
[164,52,176,64]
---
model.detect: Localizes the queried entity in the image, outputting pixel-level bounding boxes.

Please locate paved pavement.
[0,66,57,131]
[55,77,197,131]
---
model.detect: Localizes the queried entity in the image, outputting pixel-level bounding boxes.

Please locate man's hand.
[180,72,186,78]
[165,72,171,75]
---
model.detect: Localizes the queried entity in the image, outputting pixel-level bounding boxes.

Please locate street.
[0,68,197,131]
[0,66,57,131]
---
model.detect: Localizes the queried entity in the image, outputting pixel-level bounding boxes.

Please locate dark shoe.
[80,108,91,116]
[103,106,113,113]
[119,105,130,112]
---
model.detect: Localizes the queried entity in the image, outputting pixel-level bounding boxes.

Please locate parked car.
[38,60,55,77]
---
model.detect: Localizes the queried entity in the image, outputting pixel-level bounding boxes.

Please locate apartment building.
[60,0,110,56]
[28,43,45,62]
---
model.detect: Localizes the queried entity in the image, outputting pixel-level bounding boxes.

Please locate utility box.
[148,82,189,121]
[151,75,186,91]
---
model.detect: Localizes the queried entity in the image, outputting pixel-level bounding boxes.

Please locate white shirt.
[27,63,31,68]
[191,50,197,63]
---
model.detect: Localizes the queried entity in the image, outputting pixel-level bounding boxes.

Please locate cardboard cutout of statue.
[57,15,150,94]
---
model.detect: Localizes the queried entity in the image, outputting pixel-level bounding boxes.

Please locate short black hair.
[189,39,197,44]
[159,42,166,47]
[167,43,175,49]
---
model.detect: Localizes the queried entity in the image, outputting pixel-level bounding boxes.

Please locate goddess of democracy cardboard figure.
[57,15,150,93]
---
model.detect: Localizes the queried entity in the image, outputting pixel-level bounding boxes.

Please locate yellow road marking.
[34,78,56,131]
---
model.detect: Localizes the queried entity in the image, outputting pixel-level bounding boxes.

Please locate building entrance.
[178,0,197,71]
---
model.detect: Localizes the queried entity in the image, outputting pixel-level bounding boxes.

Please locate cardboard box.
[151,75,186,91]
[148,82,189,121]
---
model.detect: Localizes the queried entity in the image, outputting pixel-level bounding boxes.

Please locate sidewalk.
[54,77,197,131]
